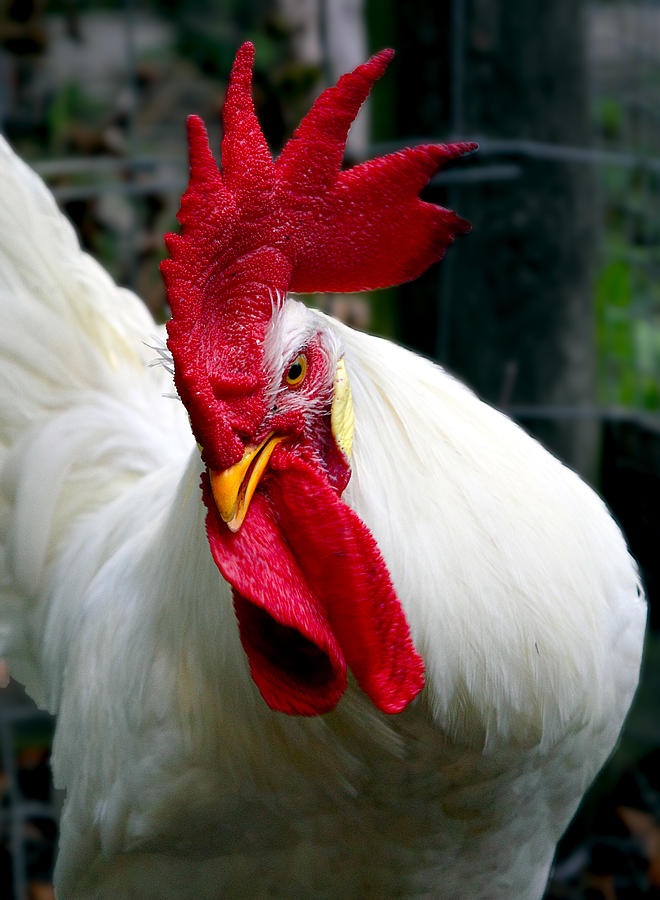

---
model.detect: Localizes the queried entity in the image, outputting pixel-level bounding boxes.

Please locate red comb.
[163,42,475,468]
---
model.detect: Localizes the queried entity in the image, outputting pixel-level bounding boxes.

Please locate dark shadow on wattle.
[233,595,337,694]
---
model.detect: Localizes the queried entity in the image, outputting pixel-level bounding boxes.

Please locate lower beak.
[209,434,286,533]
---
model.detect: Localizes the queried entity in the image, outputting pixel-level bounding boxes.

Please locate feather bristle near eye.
[144,337,175,376]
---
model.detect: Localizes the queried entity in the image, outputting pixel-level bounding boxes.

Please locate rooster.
[0,42,646,899]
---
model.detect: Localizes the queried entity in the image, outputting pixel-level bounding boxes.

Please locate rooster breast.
[51,305,641,899]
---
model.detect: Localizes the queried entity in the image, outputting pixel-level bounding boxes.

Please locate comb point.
[186,115,219,181]
[365,48,395,78]
[228,41,255,91]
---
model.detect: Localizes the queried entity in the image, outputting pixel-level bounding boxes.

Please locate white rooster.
[0,43,645,899]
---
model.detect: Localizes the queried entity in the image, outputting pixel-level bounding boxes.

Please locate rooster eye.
[285,354,307,387]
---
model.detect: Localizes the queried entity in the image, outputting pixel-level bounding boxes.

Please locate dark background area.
[2,0,660,897]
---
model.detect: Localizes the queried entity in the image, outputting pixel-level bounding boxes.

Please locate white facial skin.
[259,298,345,454]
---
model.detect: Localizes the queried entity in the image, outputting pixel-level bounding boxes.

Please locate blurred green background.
[2,1,660,897]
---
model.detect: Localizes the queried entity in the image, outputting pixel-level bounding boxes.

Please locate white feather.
[0,137,645,898]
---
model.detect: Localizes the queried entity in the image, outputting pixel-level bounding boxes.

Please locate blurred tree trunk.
[380,0,599,479]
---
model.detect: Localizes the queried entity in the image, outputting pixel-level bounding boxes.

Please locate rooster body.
[0,46,645,900]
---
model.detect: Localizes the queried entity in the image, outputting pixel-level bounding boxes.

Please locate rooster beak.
[209,434,286,533]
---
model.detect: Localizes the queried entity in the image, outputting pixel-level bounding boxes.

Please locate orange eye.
[285,354,307,387]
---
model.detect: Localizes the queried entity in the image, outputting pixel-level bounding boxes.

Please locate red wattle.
[269,451,425,713]
[203,476,347,716]
[202,452,425,717]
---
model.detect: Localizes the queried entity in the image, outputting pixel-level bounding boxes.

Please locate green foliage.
[596,258,634,404]
[367,289,398,339]
[47,82,106,150]
[596,250,660,410]
[595,141,660,411]
[593,96,623,141]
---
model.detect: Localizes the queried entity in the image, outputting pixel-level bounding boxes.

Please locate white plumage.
[0,135,645,898]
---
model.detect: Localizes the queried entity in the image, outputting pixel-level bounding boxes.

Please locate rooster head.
[162,43,475,717]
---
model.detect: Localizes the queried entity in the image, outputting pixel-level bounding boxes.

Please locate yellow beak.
[209,434,286,533]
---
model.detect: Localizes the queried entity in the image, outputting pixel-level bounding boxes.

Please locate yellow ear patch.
[331,358,354,461]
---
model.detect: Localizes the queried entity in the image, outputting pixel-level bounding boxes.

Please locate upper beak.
[209,433,286,532]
